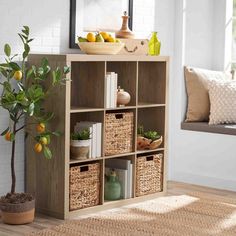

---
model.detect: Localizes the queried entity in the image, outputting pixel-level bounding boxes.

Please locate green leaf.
[52,131,61,136]
[43,146,52,159]
[37,67,44,76]
[63,66,70,74]
[1,127,9,136]
[3,81,11,92]
[28,102,35,116]
[26,68,33,79]
[10,133,15,141]
[9,62,20,71]
[41,58,48,68]
[23,44,30,59]
[23,26,29,35]
[27,38,34,43]
[18,33,25,43]
[4,44,11,57]
[16,91,25,101]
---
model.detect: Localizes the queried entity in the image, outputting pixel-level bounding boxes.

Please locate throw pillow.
[209,80,236,125]
[184,66,231,122]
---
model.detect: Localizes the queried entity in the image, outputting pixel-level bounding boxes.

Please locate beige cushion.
[184,66,231,122]
[209,80,236,125]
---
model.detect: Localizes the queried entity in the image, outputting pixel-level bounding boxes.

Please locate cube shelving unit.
[26,54,169,219]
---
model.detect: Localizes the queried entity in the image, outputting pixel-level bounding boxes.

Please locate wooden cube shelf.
[26,54,169,219]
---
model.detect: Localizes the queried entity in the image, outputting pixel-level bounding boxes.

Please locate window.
[232,0,236,69]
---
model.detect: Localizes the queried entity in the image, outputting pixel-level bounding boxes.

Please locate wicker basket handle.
[80,166,89,172]
[146,155,154,161]
[115,113,124,119]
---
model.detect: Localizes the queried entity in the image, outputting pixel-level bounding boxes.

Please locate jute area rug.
[29,193,236,236]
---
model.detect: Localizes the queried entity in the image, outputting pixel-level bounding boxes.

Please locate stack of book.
[74,121,102,158]
[105,159,133,199]
[105,72,118,108]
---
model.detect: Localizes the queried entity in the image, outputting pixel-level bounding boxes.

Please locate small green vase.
[104,171,121,201]
[148,32,161,56]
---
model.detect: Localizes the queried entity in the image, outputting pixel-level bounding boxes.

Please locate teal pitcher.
[148,32,161,56]
[104,170,121,201]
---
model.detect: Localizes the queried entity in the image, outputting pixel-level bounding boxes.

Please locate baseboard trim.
[171,172,236,192]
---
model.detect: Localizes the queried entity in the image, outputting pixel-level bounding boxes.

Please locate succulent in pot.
[70,129,91,160]
[0,26,69,225]
[137,125,163,150]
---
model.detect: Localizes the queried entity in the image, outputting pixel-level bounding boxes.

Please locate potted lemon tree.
[0,26,69,224]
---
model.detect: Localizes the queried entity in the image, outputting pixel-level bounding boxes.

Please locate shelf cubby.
[70,61,105,109]
[137,106,165,149]
[138,61,166,105]
[106,61,137,106]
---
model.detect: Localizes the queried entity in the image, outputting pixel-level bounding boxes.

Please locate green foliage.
[143,131,161,141]
[71,129,91,140]
[137,125,144,136]
[0,26,70,160]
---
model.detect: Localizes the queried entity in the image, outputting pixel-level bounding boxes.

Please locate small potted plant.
[137,125,163,150]
[0,26,69,224]
[70,128,91,160]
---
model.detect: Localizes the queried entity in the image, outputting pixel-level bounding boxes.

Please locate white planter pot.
[70,139,90,160]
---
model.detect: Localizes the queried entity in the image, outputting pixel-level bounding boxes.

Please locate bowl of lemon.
[78,32,124,55]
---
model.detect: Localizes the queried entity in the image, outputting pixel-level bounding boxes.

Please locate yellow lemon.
[100,32,109,41]
[107,36,116,43]
[13,70,22,81]
[34,143,43,153]
[40,136,48,145]
[87,33,96,42]
[36,123,45,133]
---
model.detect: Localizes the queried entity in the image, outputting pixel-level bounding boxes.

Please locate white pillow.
[209,80,236,125]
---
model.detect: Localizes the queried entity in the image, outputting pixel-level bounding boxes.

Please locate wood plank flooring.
[1,181,236,236]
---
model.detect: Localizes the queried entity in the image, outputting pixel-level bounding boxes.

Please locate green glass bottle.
[104,170,121,201]
[148,32,161,56]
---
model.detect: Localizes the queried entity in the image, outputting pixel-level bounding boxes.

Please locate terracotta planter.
[0,199,35,225]
[137,136,163,150]
[70,139,90,160]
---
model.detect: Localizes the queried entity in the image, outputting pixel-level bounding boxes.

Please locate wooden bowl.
[78,42,125,55]
[137,136,163,150]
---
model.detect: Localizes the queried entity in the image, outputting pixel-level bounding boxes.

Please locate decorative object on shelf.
[118,39,149,55]
[148,32,161,56]
[70,129,91,160]
[137,125,163,150]
[105,112,134,156]
[104,170,121,200]
[117,86,131,107]
[116,11,135,39]
[0,26,69,225]
[70,163,100,210]
[136,154,163,196]
[69,0,133,48]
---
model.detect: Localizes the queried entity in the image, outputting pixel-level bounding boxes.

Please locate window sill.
[181,122,236,136]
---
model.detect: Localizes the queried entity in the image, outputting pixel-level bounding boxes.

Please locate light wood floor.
[1,181,236,236]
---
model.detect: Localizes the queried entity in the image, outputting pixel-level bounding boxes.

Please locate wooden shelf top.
[70,107,104,113]
[136,148,165,155]
[138,103,166,108]
[66,54,170,62]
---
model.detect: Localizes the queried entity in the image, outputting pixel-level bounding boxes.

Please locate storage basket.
[69,162,100,211]
[105,112,134,156]
[136,154,163,197]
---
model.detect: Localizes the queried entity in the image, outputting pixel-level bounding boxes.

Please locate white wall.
[170,0,236,192]
[0,0,155,196]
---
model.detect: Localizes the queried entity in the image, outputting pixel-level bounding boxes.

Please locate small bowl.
[78,42,124,55]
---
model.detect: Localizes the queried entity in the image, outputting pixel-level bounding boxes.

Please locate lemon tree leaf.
[1,127,9,136]
[43,146,52,159]
[4,44,11,57]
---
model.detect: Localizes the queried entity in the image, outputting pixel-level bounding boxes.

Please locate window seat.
[181,122,236,136]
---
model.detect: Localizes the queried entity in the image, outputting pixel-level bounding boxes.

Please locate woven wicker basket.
[105,112,134,156]
[69,163,100,211]
[136,154,163,197]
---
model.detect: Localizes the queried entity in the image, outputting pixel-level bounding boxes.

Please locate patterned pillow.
[209,80,236,125]
[184,66,231,122]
